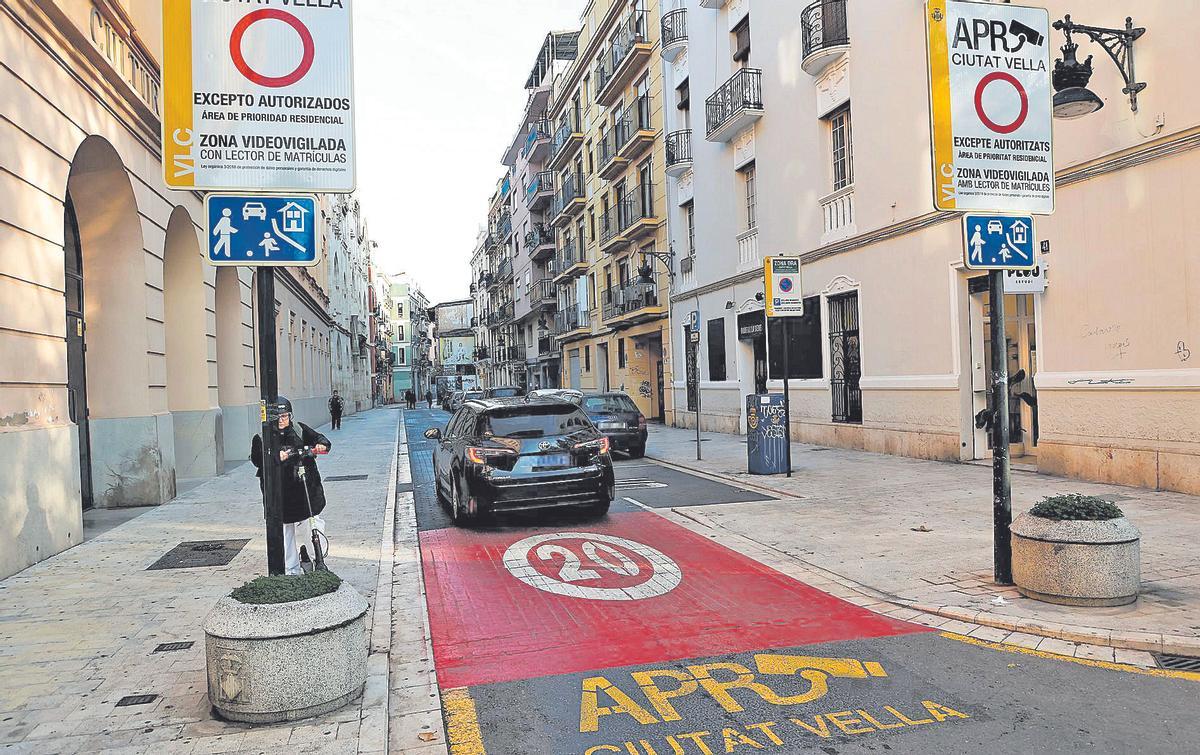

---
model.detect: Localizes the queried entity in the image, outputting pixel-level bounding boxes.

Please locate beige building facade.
[0,0,336,578]
[549,0,674,422]
[665,0,1200,494]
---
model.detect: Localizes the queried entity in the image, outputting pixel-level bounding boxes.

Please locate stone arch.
[65,136,150,420]
[163,206,220,477]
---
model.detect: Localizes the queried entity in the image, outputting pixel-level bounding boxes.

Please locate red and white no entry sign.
[973,71,1029,135]
[229,9,316,88]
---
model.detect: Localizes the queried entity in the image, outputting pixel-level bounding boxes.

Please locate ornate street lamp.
[1051,15,1146,119]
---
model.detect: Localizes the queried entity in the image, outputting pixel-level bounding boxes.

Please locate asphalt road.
[403,409,1200,754]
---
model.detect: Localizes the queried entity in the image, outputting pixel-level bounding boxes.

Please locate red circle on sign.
[229,9,315,88]
[974,72,1028,134]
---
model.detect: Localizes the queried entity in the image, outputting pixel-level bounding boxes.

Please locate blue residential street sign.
[962,214,1036,270]
[205,194,320,267]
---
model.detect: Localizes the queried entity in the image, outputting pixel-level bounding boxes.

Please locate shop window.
[707,318,727,381]
[768,296,822,379]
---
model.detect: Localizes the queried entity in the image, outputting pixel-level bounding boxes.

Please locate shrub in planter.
[204,571,368,723]
[1011,494,1140,607]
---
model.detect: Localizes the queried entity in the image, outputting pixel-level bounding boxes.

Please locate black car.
[424,397,615,524]
[573,392,648,458]
[482,385,524,398]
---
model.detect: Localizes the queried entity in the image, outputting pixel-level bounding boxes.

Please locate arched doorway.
[64,137,155,508]
[163,206,222,478]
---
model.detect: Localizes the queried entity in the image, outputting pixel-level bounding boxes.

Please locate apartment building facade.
[323,194,374,413]
[549,0,674,422]
[664,0,1200,494]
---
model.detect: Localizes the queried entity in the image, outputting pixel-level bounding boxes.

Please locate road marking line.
[941,632,1200,681]
[444,687,487,755]
[624,496,653,511]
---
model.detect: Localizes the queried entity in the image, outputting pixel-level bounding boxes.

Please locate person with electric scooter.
[250,397,332,575]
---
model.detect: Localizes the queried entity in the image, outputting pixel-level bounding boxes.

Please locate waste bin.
[746,393,789,475]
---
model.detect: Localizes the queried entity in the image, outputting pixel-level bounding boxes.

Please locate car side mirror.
[424,428,442,440]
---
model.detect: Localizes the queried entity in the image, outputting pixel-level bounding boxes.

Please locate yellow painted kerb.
[162,0,194,188]
[941,632,1200,682]
[444,687,488,755]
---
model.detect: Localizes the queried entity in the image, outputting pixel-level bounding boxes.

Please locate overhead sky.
[353,0,584,305]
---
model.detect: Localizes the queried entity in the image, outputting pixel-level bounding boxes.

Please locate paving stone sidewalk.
[0,407,403,754]
[645,423,1200,659]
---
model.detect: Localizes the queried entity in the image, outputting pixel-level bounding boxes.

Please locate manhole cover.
[154,642,195,653]
[1154,653,1200,671]
[147,539,250,570]
[115,694,158,707]
[325,475,369,482]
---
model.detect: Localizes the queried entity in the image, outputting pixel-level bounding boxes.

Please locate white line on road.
[623,496,653,511]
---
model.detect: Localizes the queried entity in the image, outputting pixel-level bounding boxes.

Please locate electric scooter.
[289,445,330,572]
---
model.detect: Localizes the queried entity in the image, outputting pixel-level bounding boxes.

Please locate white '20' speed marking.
[503,532,682,601]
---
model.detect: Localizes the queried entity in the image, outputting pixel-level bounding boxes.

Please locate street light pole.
[256,269,286,576]
[989,270,1013,584]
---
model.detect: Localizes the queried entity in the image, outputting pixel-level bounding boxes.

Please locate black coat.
[250,422,331,524]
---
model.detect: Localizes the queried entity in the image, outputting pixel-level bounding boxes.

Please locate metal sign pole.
[693,337,702,461]
[989,269,1013,584]
[256,269,286,576]
[782,324,792,478]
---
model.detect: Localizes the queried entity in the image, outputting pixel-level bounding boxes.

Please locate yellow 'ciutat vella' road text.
[580,654,919,734]
[581,700,970,754]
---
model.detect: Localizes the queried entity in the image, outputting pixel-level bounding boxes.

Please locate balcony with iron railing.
[595,10,652,107]
[538,335,555,357]
[602,281,661,324]
[499,175,511,200]
[548,113,583,169]
[497,211,513,241]
[661,8,687,62]
[550,172,584,227]
[526,170,554,211]
[493,256,513,284]
[705,67,764,143]
[554,306,589,338]
[599,206,626,253]
[618,184,659,241]
[524,117,552,161]
[553,238,587,282]
[597,125,629,181]
[527,278,555,308]
[665,129,693,177]
[801,0,850,75]
[617,94,655,161]
[525,224,555,260]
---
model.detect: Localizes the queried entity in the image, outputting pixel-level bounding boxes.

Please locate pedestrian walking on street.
[250,397,332,576]
[406,389,416,409]
[425,389,433,409]
[329,390,344,430]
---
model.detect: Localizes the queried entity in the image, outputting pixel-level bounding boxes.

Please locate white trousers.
[282,516,326,575]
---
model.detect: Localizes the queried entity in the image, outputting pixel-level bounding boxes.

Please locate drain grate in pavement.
[1097,493,1135,503]
[147,539,250,570]
[396,483,414,494]
[153,642,195,653]
[1153,652,1200,671]
[325,474,369,482]
[115,694,158,707]
[616,478,669,490]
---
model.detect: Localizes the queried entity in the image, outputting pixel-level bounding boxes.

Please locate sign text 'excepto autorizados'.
[162,0,355,192]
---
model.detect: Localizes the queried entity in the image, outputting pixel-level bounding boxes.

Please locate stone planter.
[204,582,368,723]
[1010,512,1141,607]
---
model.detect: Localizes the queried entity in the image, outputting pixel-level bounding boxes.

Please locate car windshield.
[465,391,484,400]
[479,406,591,439]
[581,395,638,413]
[489,387,521,397]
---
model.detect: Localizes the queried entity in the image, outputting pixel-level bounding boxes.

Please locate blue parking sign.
[962,214,1036,270]
[205,194,320,267]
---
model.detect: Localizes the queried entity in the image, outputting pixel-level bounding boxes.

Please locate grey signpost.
[764,257,802,478]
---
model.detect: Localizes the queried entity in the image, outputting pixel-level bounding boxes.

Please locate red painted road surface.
[421,512,928,689]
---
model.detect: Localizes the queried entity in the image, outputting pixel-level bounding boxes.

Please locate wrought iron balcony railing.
[705,68,764,139]
[801,0,849,61]
[666,129,692,170]
[662,8,687,49]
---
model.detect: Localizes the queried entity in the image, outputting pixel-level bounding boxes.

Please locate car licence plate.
[598,421,624,430]
[534,453,572,469]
